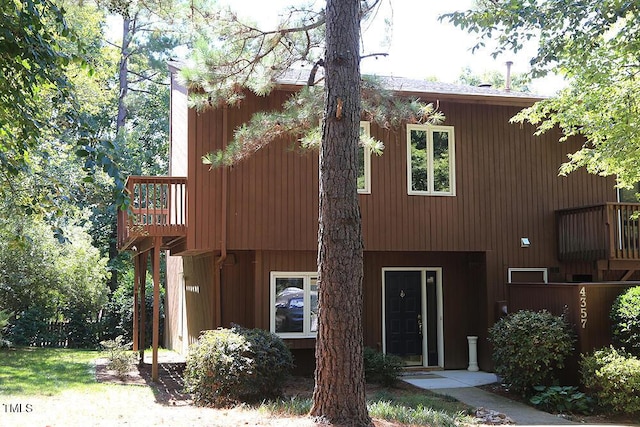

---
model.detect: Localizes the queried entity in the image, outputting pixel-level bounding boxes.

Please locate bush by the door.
[488,309,574,396]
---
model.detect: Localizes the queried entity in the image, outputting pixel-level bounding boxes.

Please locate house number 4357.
[579,286,587,329]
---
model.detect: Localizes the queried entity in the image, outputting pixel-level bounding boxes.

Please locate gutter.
[214,105,228,326]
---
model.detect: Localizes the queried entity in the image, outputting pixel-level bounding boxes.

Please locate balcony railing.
[117,176,187,250]
[557,203,640,262]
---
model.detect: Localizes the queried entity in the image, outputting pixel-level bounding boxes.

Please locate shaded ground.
[91,359,471,426]
[94,359,640,426]
[95,357,190,402]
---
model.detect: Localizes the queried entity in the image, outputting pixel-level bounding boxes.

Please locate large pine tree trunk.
[310,1,371,425]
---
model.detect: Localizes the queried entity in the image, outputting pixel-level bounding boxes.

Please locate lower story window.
[270,272,318,338]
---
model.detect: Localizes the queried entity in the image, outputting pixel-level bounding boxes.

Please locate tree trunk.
[117,16,130,132]
[310,1,371,426]
[110,14,131,292]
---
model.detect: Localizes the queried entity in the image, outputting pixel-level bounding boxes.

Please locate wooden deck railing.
[117,176,187,250]
[557,203,640,261]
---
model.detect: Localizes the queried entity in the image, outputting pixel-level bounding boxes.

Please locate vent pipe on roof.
[505,61,513,92]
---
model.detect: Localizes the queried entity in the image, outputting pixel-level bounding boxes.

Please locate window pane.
[310,278,318,332]
[274,278,304,333]
[432,131,450,193]
[410,129,428,192]
[619,183,640,203]
[357,145,365,190]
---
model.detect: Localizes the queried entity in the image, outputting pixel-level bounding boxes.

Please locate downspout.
[214,105,228,327]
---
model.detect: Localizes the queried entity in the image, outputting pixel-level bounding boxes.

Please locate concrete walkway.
[402,370,638,426]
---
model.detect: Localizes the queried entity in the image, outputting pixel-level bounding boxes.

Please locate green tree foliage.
[611,286,640,356]
[181,2,443,168]
[456,66,530,92]
[0,0,78,174]
[100,268,164,348]
[99,0,176,174]
[0,214,109,345]
[443,1,640,188]
[0,309,12,347]
[1,0,127,215]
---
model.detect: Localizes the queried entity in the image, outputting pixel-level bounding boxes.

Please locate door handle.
[417,314,422,335]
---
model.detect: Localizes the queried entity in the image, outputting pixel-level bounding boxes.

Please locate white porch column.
[467,336,479,372]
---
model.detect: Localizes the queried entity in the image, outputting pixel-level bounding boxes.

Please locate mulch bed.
[94,358,190,405]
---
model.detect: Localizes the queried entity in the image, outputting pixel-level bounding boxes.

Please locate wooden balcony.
[557,203,640,275]
[117,176,187,252]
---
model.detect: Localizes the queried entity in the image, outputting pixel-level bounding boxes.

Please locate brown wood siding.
[219,249,487,369]
[219,251,254,328]
[176,83,619,368]
[184,89,616,267]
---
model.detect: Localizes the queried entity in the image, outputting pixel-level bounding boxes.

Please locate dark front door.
[384,270,423,366]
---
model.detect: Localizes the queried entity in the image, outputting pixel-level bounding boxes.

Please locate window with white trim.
[407,124,455,196]
[270,272,318,338]
[358,121,371,194]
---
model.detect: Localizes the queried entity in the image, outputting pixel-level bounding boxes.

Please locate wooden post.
[133,254,139,352]
[139,251,148,365]
[152,236,161,382]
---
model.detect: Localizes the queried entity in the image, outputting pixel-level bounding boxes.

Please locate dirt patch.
[94,357,190,404]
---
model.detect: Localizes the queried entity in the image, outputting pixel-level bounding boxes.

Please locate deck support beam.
[151,236,161,382]
[133,256,139,352]
[621,270,636,281]
[130,240,161,381]
[134,251,149,363]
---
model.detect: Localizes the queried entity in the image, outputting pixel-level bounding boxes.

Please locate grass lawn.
[0,347,474,426]
[0,347,101,395]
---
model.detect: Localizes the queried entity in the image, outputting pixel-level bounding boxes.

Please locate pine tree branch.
[360,52,389,60]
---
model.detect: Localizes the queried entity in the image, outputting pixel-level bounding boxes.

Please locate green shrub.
[184,325,294,407]
[363,347,403,386]
[529,385,592,414]
[580,346,640,414]
[100,335,137,378]
[100,277,164,349]
[0,309,12,348]
[488,310,575,395]
[9,307,53,346]
[611,286,640,356]
[65,307,100,349]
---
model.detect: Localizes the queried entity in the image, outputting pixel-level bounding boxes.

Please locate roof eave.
[276,82,543,108]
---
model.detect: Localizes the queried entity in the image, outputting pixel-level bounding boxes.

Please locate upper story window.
[407,124,456,196]
[358,121,371,194]
[618,182,640,203]
[270,272,318,338]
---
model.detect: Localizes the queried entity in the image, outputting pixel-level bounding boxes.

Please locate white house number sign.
[579,286,587,329]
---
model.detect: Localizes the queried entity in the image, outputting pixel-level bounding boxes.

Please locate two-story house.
[118,65,640,379]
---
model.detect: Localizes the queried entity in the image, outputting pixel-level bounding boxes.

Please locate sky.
[214,0,565,95]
